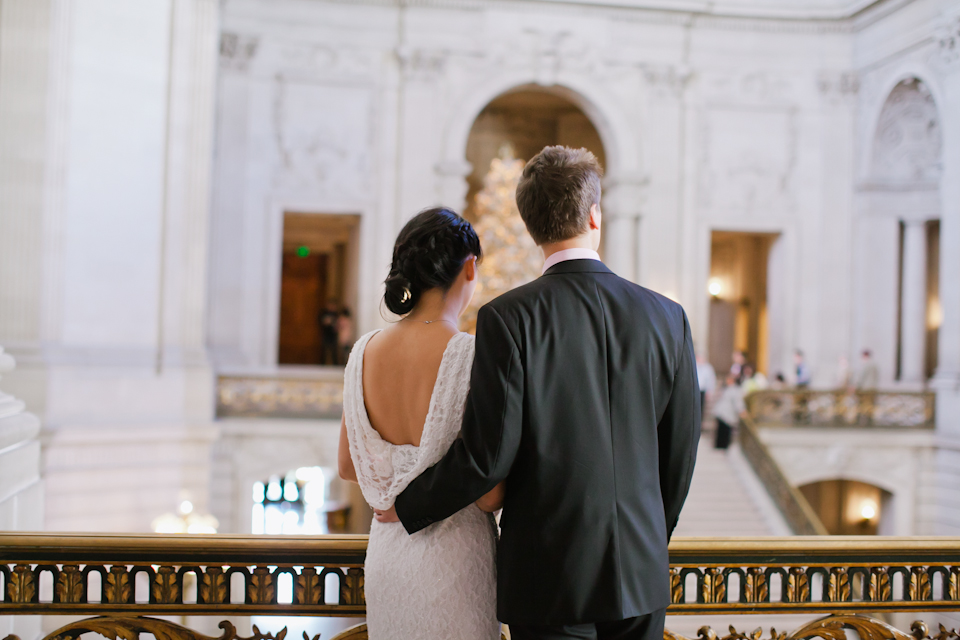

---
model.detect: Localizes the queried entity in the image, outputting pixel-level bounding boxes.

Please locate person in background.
[855,349,880,390]
[770,373,787,390]
[836,355,851,390]
[696,353,717,426]
[730,350,746,381]
[794,349,811,388]
[319,301,340,365]
[713,373,745,450]
[337,307,355,365]
[741,364,768,395]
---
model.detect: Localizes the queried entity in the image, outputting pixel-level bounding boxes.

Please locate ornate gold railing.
[216,373,344,419]
[739,417,828,536]
[745,389,935,428]
[2,533,960,640]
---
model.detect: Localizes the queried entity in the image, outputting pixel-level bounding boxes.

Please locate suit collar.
[542,259,613,276]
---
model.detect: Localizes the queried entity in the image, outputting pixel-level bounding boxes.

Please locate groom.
[391,146,700,639]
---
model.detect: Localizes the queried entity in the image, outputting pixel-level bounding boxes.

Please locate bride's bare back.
[361,321,458,447]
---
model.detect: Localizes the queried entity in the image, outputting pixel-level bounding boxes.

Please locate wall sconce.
[708,278,723,297]
[860,500,878,521]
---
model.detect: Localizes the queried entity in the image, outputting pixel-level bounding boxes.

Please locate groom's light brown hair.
[515,145,604,246]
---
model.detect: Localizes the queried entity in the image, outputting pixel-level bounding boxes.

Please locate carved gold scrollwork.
[8,564,35,604]
[744,568,768,603]
[950,568,960,601]
[249,567,274,604]
[105,566,132,604]
[909,621,960,640]
[683,614,958,640]
[200,567,227,604]
[670,568,683,604]
[55,565,84,603]
[869,568,891,602]
[295,568,322,605]
[153,566,180,604]
[702,568,726,604]
[786,568,809,603]
[828,568,850,602]
[341,568,364,606]
[908,568,931,601]
[36,616,292,640]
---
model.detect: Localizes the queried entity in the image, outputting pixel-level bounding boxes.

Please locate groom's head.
[515,145,604,246]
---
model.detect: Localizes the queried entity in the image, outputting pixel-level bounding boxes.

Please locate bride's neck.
[405,288,460,327]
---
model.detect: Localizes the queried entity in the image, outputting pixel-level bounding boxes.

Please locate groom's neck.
[540,235,597,261]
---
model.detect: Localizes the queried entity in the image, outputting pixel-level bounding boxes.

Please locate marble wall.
[0,0,958,535]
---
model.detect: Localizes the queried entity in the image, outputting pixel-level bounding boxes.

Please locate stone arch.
[437,71,643,210]
[864,70,944,185]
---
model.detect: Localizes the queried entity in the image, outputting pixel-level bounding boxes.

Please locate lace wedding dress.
[343,330,500,640]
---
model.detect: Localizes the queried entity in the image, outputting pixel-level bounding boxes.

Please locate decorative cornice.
[277,0,880,35]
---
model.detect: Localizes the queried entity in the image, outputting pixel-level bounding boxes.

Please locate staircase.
[673,437,791,537]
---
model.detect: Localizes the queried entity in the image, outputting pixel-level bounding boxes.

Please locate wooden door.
[278,253,328,364]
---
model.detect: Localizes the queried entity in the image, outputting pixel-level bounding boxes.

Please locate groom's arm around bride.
[394,146,700,639]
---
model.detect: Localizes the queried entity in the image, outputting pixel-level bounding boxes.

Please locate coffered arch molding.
[438,70,644,205]
[860,63,945,183]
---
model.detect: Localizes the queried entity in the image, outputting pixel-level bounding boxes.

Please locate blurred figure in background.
[836,355,851,390]
[713,373,746,450]
[856,349,879,390]
[730,350,746,381]
[742,364,768,395]
[319,301,340,365]
[794,349,811,388]
[337,307,355,364]
[696,353,717,427]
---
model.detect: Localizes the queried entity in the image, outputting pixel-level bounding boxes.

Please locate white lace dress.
[343,330,499,640]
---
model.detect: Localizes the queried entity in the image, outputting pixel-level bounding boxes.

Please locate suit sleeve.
[395,304,524,534]
[658,309,701,540]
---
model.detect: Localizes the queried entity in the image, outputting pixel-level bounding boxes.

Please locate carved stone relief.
[698,106,797,215]
[936,16,960,67]
[869,79,942,185]
[274,41,379,81]
[272,81,372,199]
[817,70,859,104]
[220,33,259,72]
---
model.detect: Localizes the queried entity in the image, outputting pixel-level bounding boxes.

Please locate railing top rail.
[0,532,368,563]
[3,532,959,561]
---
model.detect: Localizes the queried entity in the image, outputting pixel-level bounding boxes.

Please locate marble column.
[899,218,928,383]
[0,345,43,640]
[602,176,645,283]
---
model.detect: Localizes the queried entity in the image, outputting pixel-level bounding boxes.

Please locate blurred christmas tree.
[462,145,542,332]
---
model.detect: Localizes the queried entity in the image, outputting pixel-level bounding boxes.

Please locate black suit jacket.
[395,259,700,625]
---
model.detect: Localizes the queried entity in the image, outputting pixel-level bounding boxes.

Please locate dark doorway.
[708,231,780,376]
[278,213,360,365]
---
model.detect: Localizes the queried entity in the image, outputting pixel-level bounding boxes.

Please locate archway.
[869,78,942,384]
[799,479,893,535]
[459,87,608,329]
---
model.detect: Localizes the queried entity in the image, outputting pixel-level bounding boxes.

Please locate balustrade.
[1,534,959,640]
[745,390,935,428]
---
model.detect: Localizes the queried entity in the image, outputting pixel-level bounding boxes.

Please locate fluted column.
[899,219,928,383]
[602,175,646,282]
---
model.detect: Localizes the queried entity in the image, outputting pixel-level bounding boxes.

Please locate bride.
[337,207,503,639]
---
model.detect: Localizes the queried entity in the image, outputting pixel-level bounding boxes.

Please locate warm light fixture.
[708,278,723,297]
[860,500,878,520]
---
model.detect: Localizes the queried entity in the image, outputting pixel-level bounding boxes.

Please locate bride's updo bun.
[384,207,482,316]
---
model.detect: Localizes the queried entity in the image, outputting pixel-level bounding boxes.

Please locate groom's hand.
[374,505,399,523]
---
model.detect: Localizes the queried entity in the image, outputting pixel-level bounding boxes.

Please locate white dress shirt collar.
[541,248,601,275]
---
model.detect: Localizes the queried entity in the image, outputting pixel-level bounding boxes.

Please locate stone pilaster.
[900,218,928,384]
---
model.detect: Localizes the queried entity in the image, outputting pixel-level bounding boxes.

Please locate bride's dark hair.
[383,207,482,316]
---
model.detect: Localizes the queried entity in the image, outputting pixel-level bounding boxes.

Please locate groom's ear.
[589,203,602,230]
